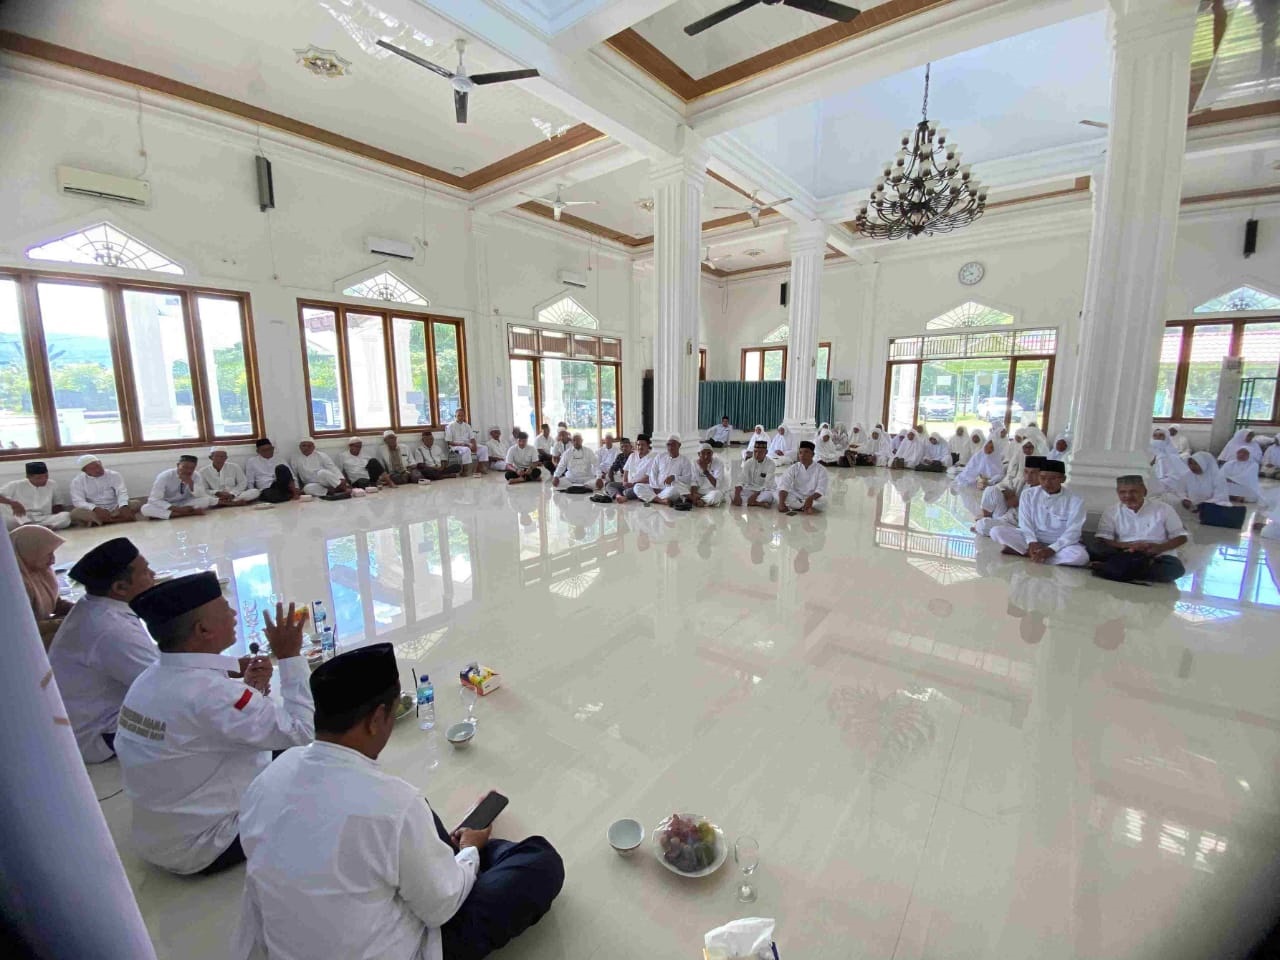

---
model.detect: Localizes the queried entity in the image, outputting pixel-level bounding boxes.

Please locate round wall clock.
[958,261,985,286]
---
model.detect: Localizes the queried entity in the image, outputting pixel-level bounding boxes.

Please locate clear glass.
[1182,323,1233,420]
[433,321,463,423]
[510,358,537,437]
[393,318,431,427]
[302,307,345,431]
[734,835,759,902]
[459,683,478,727]
[742,349,762,382]
[886,362,918,433]
[123,289,198,441]
[197,296,254,437]
[1011,358,1050,428]
[1239,322,1280,421]
[1152,326,1183,419]
[816,343,831,380]
[346,313,391,430]
[38,281,124,446]
[762,348,784,382]
[540,358,600,447]
[0,278,39,449]
[913,358,1011,434]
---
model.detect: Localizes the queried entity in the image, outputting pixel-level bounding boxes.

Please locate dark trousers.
[197,835,246,875]
[257,465,295,503]
[427,811,565,960]
[708,440,726,448]
[1089,544,1186,584]
[537,451,554,469]
[505,467,542,481]
[916,461,946,473]
[951,453,960,465]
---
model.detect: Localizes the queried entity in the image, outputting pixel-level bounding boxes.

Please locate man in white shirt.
[595,434,620,478]
[233,644,564,960]
[140,455,219,520]
[291,438,351,498]
[377,431,414,484]
[636,434,694,506]
[733,440,777,507]
[550,429,571,469]
[533,424,554,470]
[1,461,71,530]
[338,438,390,489]
[68,454,138,525]
[707,416,733,448]
[612,435,656,504]
[445,410,488,478]
[1090,475,1188,584]
[244,438,299,503]
[116,576,313,875]
[594,437,632,501]
[777,441,829,514]
[990,460,1089,566]
[48,538,157,764]
[197,447,262,506]
[412,430,459,481]
[503,432,542,484]
[690,444,727,507]
[552,433,598,493]
[482,427,508,472]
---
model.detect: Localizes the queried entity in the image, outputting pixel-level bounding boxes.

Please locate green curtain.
[698,380,834,430]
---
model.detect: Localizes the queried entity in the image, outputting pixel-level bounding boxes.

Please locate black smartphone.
[456,791,508,832]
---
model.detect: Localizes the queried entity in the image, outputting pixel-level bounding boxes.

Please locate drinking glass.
[175,530,190,559]
[734,836,759,903]
[459,684,478,728]
[196,543,212,570]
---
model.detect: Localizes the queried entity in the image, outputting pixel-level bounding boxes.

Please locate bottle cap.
[421,674,429,682]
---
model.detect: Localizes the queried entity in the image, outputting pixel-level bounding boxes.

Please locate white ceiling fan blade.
[713,205,744,211]
[561,200,598,206]
[765,197,793,207]
[520,193,554,206]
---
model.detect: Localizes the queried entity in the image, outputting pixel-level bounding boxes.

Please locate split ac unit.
[366,235,415,261]
[57,165,151,206]
[558,269,587,289]
[836,379,853,397]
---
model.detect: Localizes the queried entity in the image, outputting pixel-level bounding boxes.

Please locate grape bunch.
[658,814,717,873]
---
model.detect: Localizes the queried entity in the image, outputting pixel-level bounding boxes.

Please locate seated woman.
[832,422,850,451]
[916,433,950,472]
[11,525,74,648]
[948,425,970,466]
[1261,437,1280,479]
[839,423,865,466]
[815,425,842,467]
[862,428,893,467]
[742,425,768,460]
[1169,451,1230,512]
[953,436,1004,489]
[1218,428,1261,465]
[1221,447,1265,502]
[1046,435,1071,462]
[891,430,925,470]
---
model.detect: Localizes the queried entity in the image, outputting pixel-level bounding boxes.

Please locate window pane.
[599,364,617,439]
[38,282,124,446]
[817,344,830,380]
[887,363,918,433]
[123,289,199,441]
[763,349,784,381]
[510,358,536,436]
[433,322,462,423]
[919,359,1012,429]
[302,307,345,431]
[1183,324,1233,420]
[1012,359,1050,427]
[1153,327,1183,419]
[0,279,39,449]
[392,318,431,428]
[344,313,390,430]
[540,358,599,446]
[197,297,254,438]
[1240,322,1280,421]
[743,350,762,382]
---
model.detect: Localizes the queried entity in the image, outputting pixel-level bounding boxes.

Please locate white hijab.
[926,433,949,461]
[767,428,790,459]
[1046,435,1071,462]
[1003,441,1033,486]
[1149,430,1187,483]
[896,431,925,467]
[848,423,865,449]
[870,430,893,466]
[1221,451,1263,501]
[1022,424,1049,455]
[956,436,1003,486]
[1177,451,1229,506]
[1219,428,1260,464]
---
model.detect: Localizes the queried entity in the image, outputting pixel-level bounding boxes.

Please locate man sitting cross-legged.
[1090,475,1188,584]
[291,439,352,499]
[338,438,391,489]
[245,439,300,504]
[690,443,727,507]
[412,430,461,482]
[503,432,542,484]
[552,433,598,493]
[612,435,657,504]
[1,461,71,531]
[140,456,218,520]
[69,454,139,525]
[635,435,694,506]
[377,432,414,485]
[776,441,829,515]
[233,644,565,960]
[593,437,632,502]
[198,447,263,507]
[733,440,777,508]
[990,459,1089,566]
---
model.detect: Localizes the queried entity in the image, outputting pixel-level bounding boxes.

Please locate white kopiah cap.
[209,446,228,456]
[347,437,361,445]
[382,430,396,438]
[77,454,101,468]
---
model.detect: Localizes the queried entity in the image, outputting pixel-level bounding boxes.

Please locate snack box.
[460,662,501,696]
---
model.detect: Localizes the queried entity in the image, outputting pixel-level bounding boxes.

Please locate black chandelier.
[854,64,987,240]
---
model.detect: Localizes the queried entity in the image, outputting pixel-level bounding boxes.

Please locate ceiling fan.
[714,190,792,228]
[521,184,599,221]
[685,0,861,37]
[1079,119,1109,130]
[376,38,539,124]
[701,246,730,269]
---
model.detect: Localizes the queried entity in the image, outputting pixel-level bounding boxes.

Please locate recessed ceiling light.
[451,166,466,175]
[744,248,764,257]
[295,45,352,79]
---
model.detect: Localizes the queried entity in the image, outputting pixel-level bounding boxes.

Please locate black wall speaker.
[780,281,789,307]
[255,156,275,212]
[1244,218,1258,259]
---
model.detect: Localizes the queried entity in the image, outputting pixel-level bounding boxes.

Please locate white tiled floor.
[72,468,1280,960]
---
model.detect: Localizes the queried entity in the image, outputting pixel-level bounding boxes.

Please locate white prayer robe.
[1221,457,1266,502]
[0,478,70,530]
[553,446,598,486]
[116,652,314,874]
[47,594,158,763]
[70,468,130,511]
[484,436,507,469]
[737,456,777,504]
[1219,428,1261,464]
[378,442,413,477]
[444,421,487,464]
[990,485,1089,566]
[742,427,768,459]
[847,426,866,451]
[767,432,792,462]
[1169,428,1191,459]
[922,437,950,466]
[196,462,261,503]
[140,468,218,519]
[533,434,553,456]
[1171,452,1231,507]
[949,431,970,463]
[975,483,1020,538]
[619,451,658,492]
[337,451,375,483]
[690,455,728,506]
[815,432,842,463]
[505,443,540,472]
[595,444,620,477]
[870,433,894,467]
[895,434,925,468]
[232,742,479,960]
[636,452,694,502]
[954,449,1004,488]
[290,450,345,495]
[245,455,291,491]
[1097,498,1187,556]
[777,460,829,510]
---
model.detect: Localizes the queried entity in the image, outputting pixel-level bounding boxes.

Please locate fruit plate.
[652,813,727,878]
[393,693,416,722]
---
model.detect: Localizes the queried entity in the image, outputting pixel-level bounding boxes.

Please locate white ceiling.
[1180,146,1280,199]
[0,0,579,175]
[726,12,1113,199]
[702,226,792,272]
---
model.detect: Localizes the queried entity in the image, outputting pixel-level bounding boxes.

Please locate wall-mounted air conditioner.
[366,235,415,261]
[57,165,150,206]
[558,270,588,289]
[836,379,853,397]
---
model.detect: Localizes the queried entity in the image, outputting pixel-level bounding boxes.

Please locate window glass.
[1183,324,1233,420]
[1240,322,1280,421]
[762,348,784,381]
[124,289,199,441]
[433,322,462,422]
[345,313,391,430]
[38,281,124,446]
[392,318,431,428]
[0,278,38,449]
[302,307,345,431]
[196,297,254,438]
[599,364,617,437]
[887,363,918,433]
[817,344,831,380]
[1153,326,1183,419]
[743,349,762,382]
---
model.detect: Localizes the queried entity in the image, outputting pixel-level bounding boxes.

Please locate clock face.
[959,261,985,286]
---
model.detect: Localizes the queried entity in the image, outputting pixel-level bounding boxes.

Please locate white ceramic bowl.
[608,818,644,855]
[652,814,728,878]
[446,721,476,748]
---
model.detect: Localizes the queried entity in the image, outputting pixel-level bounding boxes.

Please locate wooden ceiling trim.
[458,123,605,191]
[606,28,701,100]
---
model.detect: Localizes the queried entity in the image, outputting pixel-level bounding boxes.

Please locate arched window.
[536,296,598,329]
[762,324,789,343]
[926,302,1014,330]
[26,222,183,274]
[342,272,428,305]
[1193,286,1280,313]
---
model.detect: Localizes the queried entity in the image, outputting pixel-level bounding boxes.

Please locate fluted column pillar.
[1065,0,1198,506]
[782,219,828,433]
[650,149,706,441]
[466,210,503,432]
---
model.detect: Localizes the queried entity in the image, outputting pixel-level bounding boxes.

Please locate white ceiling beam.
[549,0,685,53]
[471,140,639,215]
[688,0,1104,138]
[1185,116,1280,157]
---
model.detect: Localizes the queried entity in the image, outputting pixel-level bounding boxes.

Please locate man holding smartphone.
[234,644,564,960]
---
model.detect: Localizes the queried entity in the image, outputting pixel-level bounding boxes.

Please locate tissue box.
[460,662,501,696]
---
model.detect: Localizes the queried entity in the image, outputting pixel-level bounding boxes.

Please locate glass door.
[886,363,918,433]
[540,358,601,447]
[1010,358,1052,429]
[510,358,537,436]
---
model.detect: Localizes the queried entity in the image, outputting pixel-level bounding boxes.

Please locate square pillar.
[783,219,828,434]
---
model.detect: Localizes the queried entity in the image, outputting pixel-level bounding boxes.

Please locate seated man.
[706,416,733,448]
[291,439,351,498]
[594,436,632,501]
[552,433,598,493]
[48,538,157,764]
[690,443,727,507]
[990,460,1089,566]
[483,427,508,472]
[550,429,572,469]
[636,435,694,506]
[234,644,564,960]
[445,409,488,478]
[140,455,218,520]
[378,431,415,485]
[734,440,777,508]
[777,441,829,514]
[198,447,262,507]
[69,454,138,526]
[117,577,313,875]
[338,438,390,489]
[412,430,460,481]
[1,461,71,531]
[975,457,1042,538]
[1090,475,1188,584]
[245,439,299,504]
[595,434,620,479]
[503,432,542,484]
[533,424,555,469]
[612,435,656,504]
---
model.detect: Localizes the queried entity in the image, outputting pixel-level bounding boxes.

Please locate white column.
[850,261,882,431]
[650,149,706,442]
[1065,0,1198,505]
[782,220,828,435]
[467,210,504,433]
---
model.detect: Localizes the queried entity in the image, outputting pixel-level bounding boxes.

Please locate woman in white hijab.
[1021,423,1050,455]
[1149,428,1187,486]
[948,425,969,466]
[1167,424,1191,459]
[1003,439,1034,488]
[953,435,1004,488]
[815,424,842,466]
[1171,452,1230,510]
[917,433,950,472]
[1218,428,1261,465]
[767,425,792,462]
[833,422,849,450]
[960,428,986,468]
[1046,434,1071,462]
[1262,439,1280,479]
[1222,446,1265,502]
[743,424,767,460]
[892,430,925,469]
[870,427,894,467]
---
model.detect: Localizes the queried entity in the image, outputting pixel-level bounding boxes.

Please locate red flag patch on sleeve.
[233,689,253,711]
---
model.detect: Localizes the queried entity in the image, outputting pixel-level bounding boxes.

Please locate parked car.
[919,395,955,419]
[976,397,1024,420]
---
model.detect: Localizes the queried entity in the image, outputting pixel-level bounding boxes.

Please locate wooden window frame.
[817,341,832,380]
[882,354,1056,430]
[505,323,623,441]
[0,268,263,461]
[1154,316,1280,426]
[740,346,788,381]
[298,299,469,438]
[699,347,708,382]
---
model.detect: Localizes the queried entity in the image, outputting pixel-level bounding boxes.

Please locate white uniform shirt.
[1016,486,1086,555]
[649,453,694,489]
[411,441,444,470]
[709,423,732,444]
[380,443,412,475]
[336,451,372,483]
[197,462,250,495]
[621,450,657,485]
[533,434,553,455]
[738,456,776,493]
[70,469,129,510]
[146,468,204,509]
[778,461,829,501]
[484,436,507,463]
[233,742,479,960]
[595,445,620,476]
[115,653,314,874]
[47,594,158,764]
[552,440,568,460]
[505,443,539,470]
[444,421,475,446]
[691,456,727,493]
[245,455,290,490]
[1098,498,1187,556]
[554,446,598,484]
[290,450,341,485]
[0,478,63,520]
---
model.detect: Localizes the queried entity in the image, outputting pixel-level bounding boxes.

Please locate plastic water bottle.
[416,674,435,731]
[320,626,336,660]
[312,601,328,634]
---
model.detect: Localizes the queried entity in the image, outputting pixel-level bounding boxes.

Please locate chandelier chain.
[921,62,930,122]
